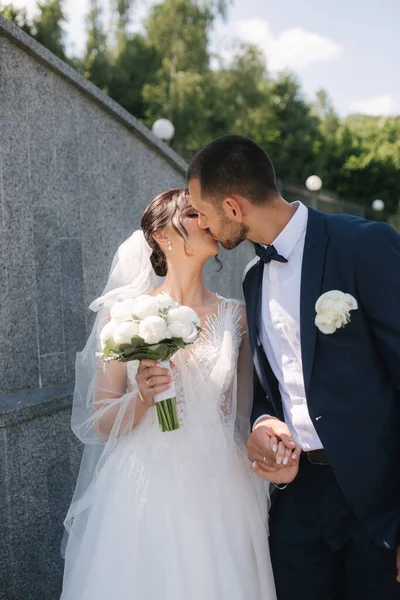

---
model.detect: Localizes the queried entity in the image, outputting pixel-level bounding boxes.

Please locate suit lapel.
[246,259,263,352]
[245,259,283,415]
[300,208,330,398]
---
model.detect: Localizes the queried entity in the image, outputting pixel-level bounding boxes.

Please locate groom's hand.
[247,419,301,484]
[253,460,300,484]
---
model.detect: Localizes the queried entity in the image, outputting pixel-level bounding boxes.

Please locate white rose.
[131,295,160,319]
[139,315,168,344]
[168,320,193,339]
[155,293,178,311]
[113,321,140,345]
[100,320,117,350]
[344,293,358,311]
[182,322,200,344]
[110,299,137,324]
[315,290,346,313]
[315,290,358,334]
[167,305,201,328]
[315,314,338,335]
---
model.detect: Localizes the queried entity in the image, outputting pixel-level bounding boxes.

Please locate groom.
[188,135,400,599]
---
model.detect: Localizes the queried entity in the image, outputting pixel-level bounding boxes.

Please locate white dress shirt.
[256,202,323,451]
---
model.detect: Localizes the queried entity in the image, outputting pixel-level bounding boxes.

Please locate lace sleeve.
[64,307,140,553]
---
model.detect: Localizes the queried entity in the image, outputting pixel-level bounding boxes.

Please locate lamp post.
[152,119,175,144]
[371,199,384,212]
[305,175,323,209]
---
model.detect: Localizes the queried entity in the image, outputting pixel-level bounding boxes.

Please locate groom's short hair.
[187,135,279,206]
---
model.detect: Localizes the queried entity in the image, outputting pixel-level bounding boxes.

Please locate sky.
[10,0,400,117]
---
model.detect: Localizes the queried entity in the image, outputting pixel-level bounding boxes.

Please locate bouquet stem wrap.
[154,360,179,432]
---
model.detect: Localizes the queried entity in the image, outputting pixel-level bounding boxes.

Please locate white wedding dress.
[60,298,276,600]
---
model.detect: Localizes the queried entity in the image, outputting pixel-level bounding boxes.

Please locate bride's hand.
[136,360,172,407]
[249,427,300,484]
[247,419,301,478]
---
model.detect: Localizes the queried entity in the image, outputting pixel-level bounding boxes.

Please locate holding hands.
[247,417,301,484]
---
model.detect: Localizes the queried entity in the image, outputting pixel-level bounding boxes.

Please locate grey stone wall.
[0,24,187,397]
[0,383,79,600]
[0,16,251,398]
[0,16,253,600]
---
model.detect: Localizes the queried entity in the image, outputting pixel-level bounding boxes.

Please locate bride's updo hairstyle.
[141,188,191,276]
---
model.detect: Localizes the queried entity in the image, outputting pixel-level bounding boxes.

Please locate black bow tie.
[255,243,288,265]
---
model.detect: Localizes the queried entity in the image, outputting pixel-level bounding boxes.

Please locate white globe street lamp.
[305,175,323,192]
[152,119,175,143]
[372,199,384,212]
[305,175,323,209]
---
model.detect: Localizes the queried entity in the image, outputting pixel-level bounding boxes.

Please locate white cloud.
[234,18,343,72]
[350,94,398,116]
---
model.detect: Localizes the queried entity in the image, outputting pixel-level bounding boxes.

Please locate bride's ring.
[262,456,266,465]
[145,378,150,387]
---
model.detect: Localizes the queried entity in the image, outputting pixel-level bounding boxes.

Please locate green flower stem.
[156,397,179,432]
[171,397,179,427]
[162,401,173,430]
[156,402,168,431]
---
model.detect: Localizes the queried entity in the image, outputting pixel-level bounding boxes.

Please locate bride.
[60,188,276,600]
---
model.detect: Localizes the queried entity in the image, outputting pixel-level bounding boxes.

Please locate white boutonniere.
[315,290,358,335]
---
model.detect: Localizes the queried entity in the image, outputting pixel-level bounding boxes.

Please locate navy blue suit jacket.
[243,208,400,550]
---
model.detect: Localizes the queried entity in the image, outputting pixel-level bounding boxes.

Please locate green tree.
[3,0,399,218]
[339,116,400,213]
[32,0,67,61]
[311,89,345,186]
[80,0,112,92]
[312,88,339,138]
[143,0,214,129]
[264,73,321,181]
[200,43,280,160]
[0,3,33,35]
[1,1,67,60]
[109,0,133,52]
[108,34,161,120]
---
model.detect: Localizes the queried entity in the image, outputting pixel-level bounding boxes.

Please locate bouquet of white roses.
[98,293,201,432]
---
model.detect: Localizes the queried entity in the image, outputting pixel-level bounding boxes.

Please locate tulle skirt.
[60,424,277,600]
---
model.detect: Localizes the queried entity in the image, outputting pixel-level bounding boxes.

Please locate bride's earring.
[167,240,172,252]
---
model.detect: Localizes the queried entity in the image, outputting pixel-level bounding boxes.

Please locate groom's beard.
[214,220,249,250]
